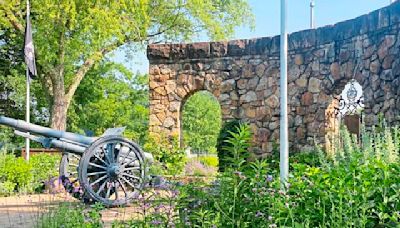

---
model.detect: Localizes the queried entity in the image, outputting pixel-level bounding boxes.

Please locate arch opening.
[180,90,222,155]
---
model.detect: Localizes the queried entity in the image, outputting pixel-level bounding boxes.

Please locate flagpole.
[310,0,315,29]
[279,0,289,188]
[25,0,30,161]
[26,65,30,161]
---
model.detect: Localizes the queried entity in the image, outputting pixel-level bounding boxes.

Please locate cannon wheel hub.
[108,164,121,177]
[78,135,146,207]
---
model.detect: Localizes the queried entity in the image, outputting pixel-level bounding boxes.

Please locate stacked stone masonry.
[147,2,400,156]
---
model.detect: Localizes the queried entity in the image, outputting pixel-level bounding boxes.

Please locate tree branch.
[65,43,120,106]
[4,8,24,32]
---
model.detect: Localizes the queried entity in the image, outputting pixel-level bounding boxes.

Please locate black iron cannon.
[0,115,153,207]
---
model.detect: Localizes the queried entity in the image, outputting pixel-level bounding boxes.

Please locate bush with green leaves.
[197,155,219,168]
[143,133,186,175]
[29,153,61,192]
[0,151,32,195]
[0,150,60,195]
[216,119,246,172]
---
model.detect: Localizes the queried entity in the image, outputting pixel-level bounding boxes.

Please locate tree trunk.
[50,93,67,131]
[49,70,67,131]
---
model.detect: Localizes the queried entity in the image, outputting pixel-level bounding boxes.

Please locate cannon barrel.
[0,116,95,145]
[14,130,86,154]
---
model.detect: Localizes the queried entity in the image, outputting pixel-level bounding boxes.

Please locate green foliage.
[37,202,103,228]
[327,124,400,164]
[119,188,182,227]
[144,133,186,175]
[197,155,219,168]
[177,126,400,227]
[0,151,60,195]
[222,123,252,171]
[29,153,61,192]
[0,29,26,121]
[68,62,149,143]
[0,151,32,194]
[216,120,249,171]
[182,91,222,154]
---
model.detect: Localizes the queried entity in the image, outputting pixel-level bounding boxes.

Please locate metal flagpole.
[26,64,30,161]
[25,0,30,161]
[310,0,315,29]
[279,0,289,188]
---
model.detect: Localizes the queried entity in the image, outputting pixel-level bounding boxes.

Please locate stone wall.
[147,2,400,156]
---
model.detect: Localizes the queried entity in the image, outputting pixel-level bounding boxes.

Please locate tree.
[68,61,149,144]
[0,0,254,130]
[0,29,25,119]
[182,91,222,153]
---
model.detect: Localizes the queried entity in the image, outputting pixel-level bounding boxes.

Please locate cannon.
[0,116,153,207]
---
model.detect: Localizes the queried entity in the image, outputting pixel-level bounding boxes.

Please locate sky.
[111,0,391,74]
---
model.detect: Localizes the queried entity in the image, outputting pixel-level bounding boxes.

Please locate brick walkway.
[0,193,147,228]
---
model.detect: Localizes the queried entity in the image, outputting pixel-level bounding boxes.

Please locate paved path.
[0,193,146,228]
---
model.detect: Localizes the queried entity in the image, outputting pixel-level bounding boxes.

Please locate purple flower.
[142,203,151,210]
[266,175,273,182]
[73,186,81,193]
[151,220,162,225]
[171,190,180,198]
[255,211,264,217]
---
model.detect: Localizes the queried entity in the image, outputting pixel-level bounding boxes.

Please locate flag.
[24,0,37,78]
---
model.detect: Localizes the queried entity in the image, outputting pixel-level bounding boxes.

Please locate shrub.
[0,151,32,195]
[29,153,61,192]
[197,155,219,167]
[143,132,186,175]
[0,150,60,195]
[216,120,246,172]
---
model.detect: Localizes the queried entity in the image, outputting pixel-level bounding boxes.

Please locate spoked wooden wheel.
[60,153,84,199]
[78,136,146,207]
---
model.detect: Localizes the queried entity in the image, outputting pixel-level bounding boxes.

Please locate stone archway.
[148,2,400,156]
[148,54,239,144]
[180,90,222,153]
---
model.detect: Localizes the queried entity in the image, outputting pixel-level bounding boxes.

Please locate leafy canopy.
[1,0,254,130]
[1,0,254,90]
[68,62,149,144]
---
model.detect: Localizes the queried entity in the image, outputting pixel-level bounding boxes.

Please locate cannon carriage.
[0,116,153,207]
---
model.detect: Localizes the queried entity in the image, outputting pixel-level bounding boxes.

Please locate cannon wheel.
[59,153,87,200]
[78,135,146,207]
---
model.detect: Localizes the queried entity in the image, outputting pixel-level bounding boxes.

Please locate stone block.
[187,42,210,59]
